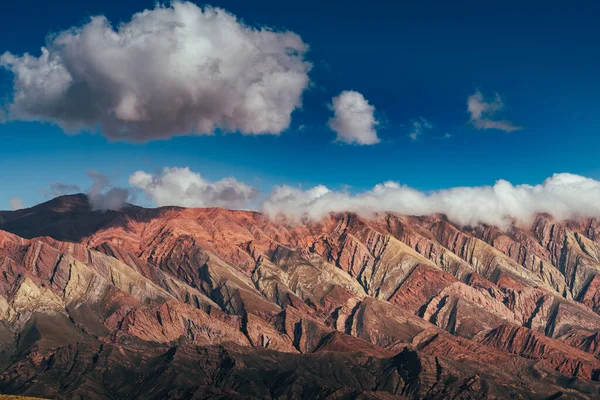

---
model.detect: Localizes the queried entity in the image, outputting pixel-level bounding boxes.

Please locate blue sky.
[1,0,600,210]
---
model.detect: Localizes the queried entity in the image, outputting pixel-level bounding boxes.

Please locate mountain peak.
[37,193,91,213]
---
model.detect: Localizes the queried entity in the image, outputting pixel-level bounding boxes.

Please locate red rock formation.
[1,195,600,399]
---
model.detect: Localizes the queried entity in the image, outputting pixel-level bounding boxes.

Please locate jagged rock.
[1,195,600,398]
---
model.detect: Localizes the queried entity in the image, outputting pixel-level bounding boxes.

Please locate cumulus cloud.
[261,173,600,229]
[0,1,311,141]
[409,117,433,141]
[9,197,25,211]
[129,167,258,209]
[328,91,380,145]
[467,90,521,132]
[87,170,130,210]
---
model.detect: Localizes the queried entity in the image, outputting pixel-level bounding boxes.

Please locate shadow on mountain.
[0,194,168,242]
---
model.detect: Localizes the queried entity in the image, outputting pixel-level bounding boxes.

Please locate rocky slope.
[1,194,600,398]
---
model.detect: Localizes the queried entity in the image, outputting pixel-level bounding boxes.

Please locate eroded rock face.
[1,195,600,399]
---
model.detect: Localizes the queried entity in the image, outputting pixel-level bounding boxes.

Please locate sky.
[1,0,600,225]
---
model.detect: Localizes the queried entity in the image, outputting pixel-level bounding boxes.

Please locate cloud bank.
[87,170,130,211]
[9,197,24,211]
[328,91,380,145]
[261,173,600,229]
[0,1,311,141]
[27,167,600,230]
[129,167,259,209]
[467,91,521,132]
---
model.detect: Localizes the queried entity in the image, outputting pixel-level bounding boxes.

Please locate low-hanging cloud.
[9,197,25,211]
[467,90,521,132]
[261,173,600,229]
[129,167,259,209]
[0,1,311,141]
[41,182,81,198]
[87,170,130,211]
[328,91,380,145]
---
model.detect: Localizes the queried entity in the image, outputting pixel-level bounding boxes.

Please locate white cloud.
[261,173,600,229]
[0,1,311,141]
[9,197,25,211]
[129,167,258,209]
[467,91,521,132]
[328,91,380,145]
[87,170,130,211]
[409,117,433,141]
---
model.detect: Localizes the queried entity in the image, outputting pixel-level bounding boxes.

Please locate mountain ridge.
[1,194,600,398]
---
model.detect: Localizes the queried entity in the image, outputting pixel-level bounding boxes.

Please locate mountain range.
[1,194,600,399]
